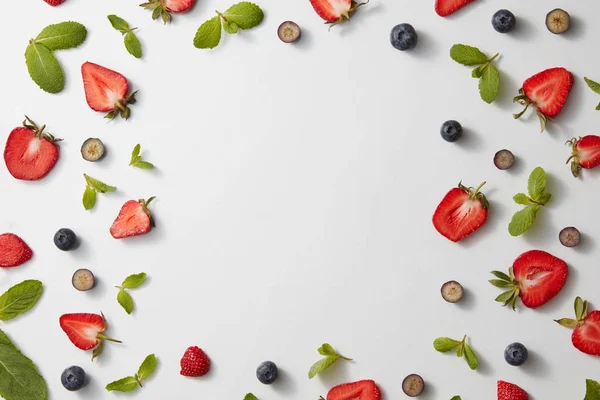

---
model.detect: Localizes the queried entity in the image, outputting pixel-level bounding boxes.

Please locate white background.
[0,0,598,399]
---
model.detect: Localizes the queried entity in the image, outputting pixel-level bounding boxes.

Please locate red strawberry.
[180,346,210,377]
[556,297,600,356]
[44,0,66,5]
[110,197,155,239]
[490,250,568,310]
[140,0,196,24]
[0,233,33,268]
[59,313,121,360]
[435,0,475,17]
[326,380,381,400]
[309,0,368,28]
[566,135,600,178]
[498,381,528,400]
[513,67,574,132]
[4,116,61,181]
[432,181,488,242]
[81,62,137,120]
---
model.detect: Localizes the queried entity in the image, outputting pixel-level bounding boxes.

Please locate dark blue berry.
[54,228,77,251]
[492,10,516,33]
[390,24,418,51]
[440,120,463,142]
[504,342,528,366]
[256,361,278,384]
[61,366,86,391]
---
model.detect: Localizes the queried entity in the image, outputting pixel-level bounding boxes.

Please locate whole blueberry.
[54,228,77,251]
[256,361,278,384]
[61,366,86,391]
[504,342,528,366]
[390,23,418,51]
[492,10,516,33]
[440,120,463,142]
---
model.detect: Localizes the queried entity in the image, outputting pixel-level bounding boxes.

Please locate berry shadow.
[417,380,438,400]
[83,272,109,300]
[562,15,585,40]
[291,26,313,50]
[510,16,536,41]
[520,349,551,378]
[270,367,298,395]
[455,127,484,152]
[574,232,594,255]
[455,286,476,312]
[410,30,440,59]
[75,373,99,397]
[502,150,525,176]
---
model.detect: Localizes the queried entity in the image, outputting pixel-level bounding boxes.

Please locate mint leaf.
[194,16,222,49]
[108,15,130,32]
[131,144,141,160]
[82,185,96,210]
[508,205,539,236]
[537,192,552,205]
[471,64,485,78]
[124,33,142,58]
[223,20,240,34]
[244,394,259,400]
[223,2,264,29]
[456,343,464,357]
[84,174,117,193]
[0,328,47,400]
[35,21,87,51]
[513,193,532,205]
[527,166,547,200]
[0,280,43,321]
[129,144,154,169]
[117,290,134,314]
[318,343,337,356]
[451,396,462,400]
[450,44,489,66]
[308,356,339,379]
[134,161,154,169]
[479,63,499,104]
[585,77,600,95]
[433,337,461,352]
[137,354,156,381]
[25,41,64,93]
[105,376,138,392]
[585,379,600,400]
[463,343,478,370]
[122,273,147,289]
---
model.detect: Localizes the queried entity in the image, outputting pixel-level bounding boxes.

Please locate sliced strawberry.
[110,197,155,239]
[432,181,488,242]
[59,313,121,360]
[4,116,60,181]
[81,62,136,120]
[44,0,66,5]
[140,0,196,24]
[498,380,528,400]
[513,67,574,132]
[435,0,475,17]
[490,250,568,309]
[309,0,368,28]
[566,135,600,178]
[327,380,381,400]
[0,233,33,268]
[556,297,600,356]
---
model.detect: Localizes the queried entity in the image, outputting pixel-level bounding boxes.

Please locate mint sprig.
[0,280,43,321]
[585,379,600,400]
[244,394,259,400]
[108,15,143,58]
[130,144,155,169]
[194,2,264,49]
[508,167,551,236]
[450,397,462,400]
[82,174,117,210]
[584,77,600,111]
[116,273,147,314]
[450,44,500,104]
[433,335,478,370]
[106,354,156,392]
[308,343,352,379]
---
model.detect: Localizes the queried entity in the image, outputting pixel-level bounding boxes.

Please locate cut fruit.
[546,9,570,34]
[402,374,424,397]
[559,227,580,248]
[72,269,95,291]
[441,281,464,303]
[494,149,515,170]
[81,138,105,161]
[278,21,301,43]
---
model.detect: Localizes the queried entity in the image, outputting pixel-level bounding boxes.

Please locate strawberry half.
[566,135,600,178]
[110,197,155,239]
[490,250,568,310]
[309,0,368,29]
[498,380,528,400]
[0,233,33,268]
[513,67,574,132]
[556,297,600,356]
[4,116,61,181]
[435,0,475,17]
[44,0,66,5]
[81,62,137,120]
[325,380,381,400]
[432,181,488,242]
[140,0,196,24]
[59,313,121,360]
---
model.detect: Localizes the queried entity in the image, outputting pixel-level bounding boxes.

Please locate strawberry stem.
[97,333,122,343]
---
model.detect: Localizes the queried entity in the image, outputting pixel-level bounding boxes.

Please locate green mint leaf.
[537,192,552,205]
[129,145,154,168]
[479,63,499,104]
[451,397,462,400]
[108,15,130,32]
[308,356,339,379]
[105,376,138,392]
[84,174,117,193]
[244,394,259,400]
[555,318,578,328]
[194,16,222,49]
[463,343,478,370]
[318,343,338,356]
[117,289,134,314]
[131,144,141,162]
[137,354,157,381]
[585,379,600,400]
[490,271,511,281]
[527,166,547,200]
[508,205,539,236]
[513,193,532,205]
[584,77,600,95]
[25,41,64,93]
[450,44,489,66]
[222,20,240,34]
[82,185,97,210]
[0,280,43,321]
[223,2,264,29]
[133,161,155,169]
[456,343,464,357]
[124,32,142,58]
[471,64,485,78]
[35,21,87,51]
[433,337,461,352]
[596,102,600,110]
[122,272,147,289]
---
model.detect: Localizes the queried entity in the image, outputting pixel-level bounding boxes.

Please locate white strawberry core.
[456,199,478,217]
[520,270,551,289]
[332,0,350,16]
[106,89,121,107]
[27,137,41,156]
[84,325,100,339]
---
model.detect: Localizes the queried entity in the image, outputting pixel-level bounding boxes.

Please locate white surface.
[0,1,598,399]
